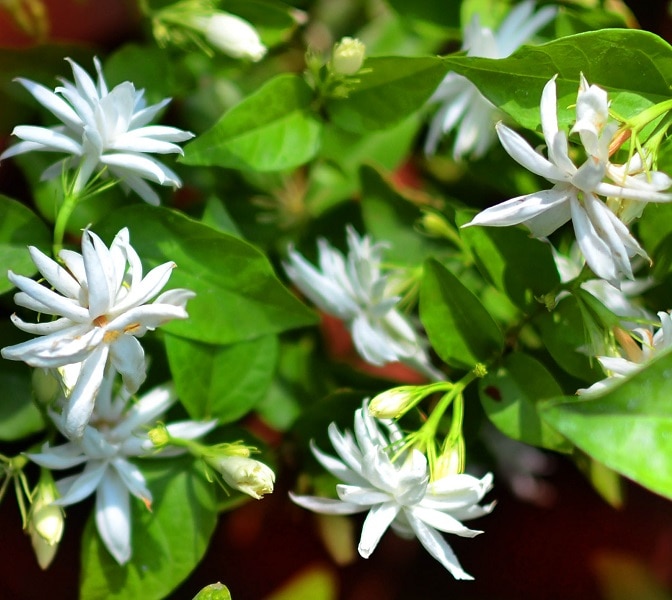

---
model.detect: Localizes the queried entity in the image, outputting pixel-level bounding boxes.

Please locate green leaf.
[165,334,278,423]
[99,205,317,345]
[540,350,672,499]
[0,194,51,294]
[192,583,232,600]
[419,258,503,369]
[80,458,217,600]
[266,566,338,600]
[326,56,449,133]
[457,209,560,309]
[0,323,44,440]
[479,352,571,453]
[443,29,672,130]
[386,0,460,28]
[534,295,604,382]
[182,74,322,171]
[360,166,448,265]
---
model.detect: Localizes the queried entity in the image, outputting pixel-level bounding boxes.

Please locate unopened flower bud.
[208,455,275,499]
[147,424,171,448]
[191,13,267,61]
[28,473,64,569]
[369,386,418,419]
[331,37,366,76]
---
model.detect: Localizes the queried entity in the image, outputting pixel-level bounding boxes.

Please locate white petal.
[109,335,146,394]
[496,122,566,182]
[358,501,399,558]
[464,188,569,230]
[53,461,107,506]
[15,77,82,131]
[309,441,368,487]
[27,444,87,470]
[28,246,81,299]
[410,505,482,537]
[407,512,474,580]
[95,469,132,564]
[63,344,110,439]
[111,382,175,439]
[8,270,89,321]
[288,492,366,515]
[112,458,152,504]
[111,261,176,314]
[11,125,82,155]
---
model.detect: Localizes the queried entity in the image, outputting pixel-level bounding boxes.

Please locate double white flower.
[2,227,194,439]
[0,57,194,205]
[425,0,556,160]
[290,402,493,579]
[465,75,672,284]
[284,226,441,379]
[580,311,672,396]
[28,373,216,565]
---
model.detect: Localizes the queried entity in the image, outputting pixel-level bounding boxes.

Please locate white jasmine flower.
[284,226,441,379]
[579,311,672,396]
[2,227,195,439]
[207,455,275,499]
[27,374,217,565]
[0,57,194,205]
[464,75,672,284]
[290,403,494,580]
[425,0,556,160]
[189,12,266,61]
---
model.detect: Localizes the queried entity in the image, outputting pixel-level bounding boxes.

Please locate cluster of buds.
[150,428,275,501]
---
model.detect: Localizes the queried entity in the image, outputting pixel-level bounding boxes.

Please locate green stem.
[52,191,80,257]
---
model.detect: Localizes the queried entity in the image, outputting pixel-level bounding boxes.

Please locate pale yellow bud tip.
[331,37,366,76]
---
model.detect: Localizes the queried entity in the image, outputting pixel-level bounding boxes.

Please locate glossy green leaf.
[360,166,448,265]
[0,194,50,293]
[326,56,449,133]
[182,74,321,171]
[165,333,278,423]
[0,331,44,440]
[99,205,317,345]
[386,0,460,28]
[80,458,217,600]
[457,209,560,309]
[443,29,672,130]
[479,352,571,453]
[192,583,232,600]
[540,350,672,499]
[420,258,503,369]
[266,566,338,600]
[534,295,604,382]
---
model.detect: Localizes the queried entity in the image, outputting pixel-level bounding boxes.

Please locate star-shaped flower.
[425,0,556,160]
[27,373,216,565]
[284,226,441,379]
[2,227,195,439]
[0,57,194,205]
[464,75,672,284]
[290,402,493,579]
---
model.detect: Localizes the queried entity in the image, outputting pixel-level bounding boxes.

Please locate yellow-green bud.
[331,37,366,76]
[369,386,418,419]
[147,424,171,448]
[28,474,64,569]
[208,456,275,499]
